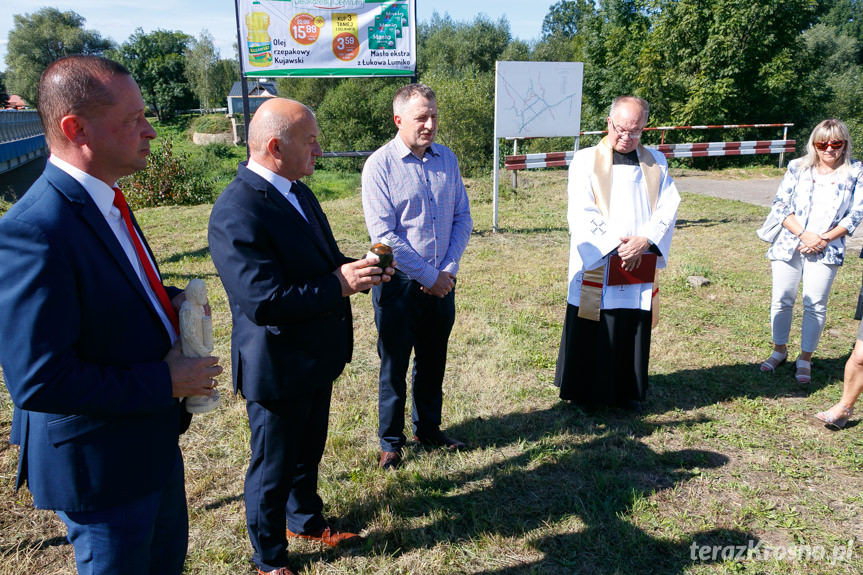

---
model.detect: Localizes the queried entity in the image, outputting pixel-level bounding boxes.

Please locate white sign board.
[494,61,584,138]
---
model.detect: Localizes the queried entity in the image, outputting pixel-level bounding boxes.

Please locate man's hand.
[421,271,455,298]
[164,341,222,398]
[617,236,650,271]
[334,256,392,297]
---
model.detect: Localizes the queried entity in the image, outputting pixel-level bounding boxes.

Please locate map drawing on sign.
[495,61,584,139]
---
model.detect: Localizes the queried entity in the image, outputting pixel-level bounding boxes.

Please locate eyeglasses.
[610,119,643,139]
[813,140,845,151]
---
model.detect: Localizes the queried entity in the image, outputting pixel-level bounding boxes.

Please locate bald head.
[248,98,322,181]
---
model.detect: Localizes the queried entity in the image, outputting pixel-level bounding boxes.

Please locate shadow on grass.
[162,247,211,264]
[675,216,737,228]
[320,406,752,574]
[0,535,68,556]
[649,352,851,413]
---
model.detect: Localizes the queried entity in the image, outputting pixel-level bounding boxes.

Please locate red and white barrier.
[654,140,796,158]
[505,151,574,171]
[504,140,796,170]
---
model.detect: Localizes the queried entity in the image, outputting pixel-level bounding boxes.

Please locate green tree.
[532,0,595,63]
[418,12,512,76]
[541,0,595,39]
[646,0,820,128]
[423,67,495,176]
[211,59,240,109]
[276,77,344,111]
[821,0,863,59]
[0,73,9,108]
[110,28,194,121]
[315,77,403,170]
[801,20,863,146]
[5,8,113,107]
[184,30,219,110]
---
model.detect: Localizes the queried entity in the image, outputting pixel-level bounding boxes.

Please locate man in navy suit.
[208,98,392,575]
[0,55,222,575]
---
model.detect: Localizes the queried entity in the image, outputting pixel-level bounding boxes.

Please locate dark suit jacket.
[0,162,186,512]
[208,163,353,401]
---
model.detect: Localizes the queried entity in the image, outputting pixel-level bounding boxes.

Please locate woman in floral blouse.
[760,119,863,383]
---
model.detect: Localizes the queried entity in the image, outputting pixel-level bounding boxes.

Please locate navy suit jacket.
[208,163,353,401]
[0,162,186,512]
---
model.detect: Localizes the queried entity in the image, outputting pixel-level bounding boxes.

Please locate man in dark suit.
[208,98,391,575]
[0,55,222,574]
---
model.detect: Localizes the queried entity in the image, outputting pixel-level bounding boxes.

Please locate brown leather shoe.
[414,430,467,451]
[285,524,361,547]
[257,566,298,575]
[379,450,402,470]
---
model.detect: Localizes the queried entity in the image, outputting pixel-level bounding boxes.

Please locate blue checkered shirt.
[361,137,473,288]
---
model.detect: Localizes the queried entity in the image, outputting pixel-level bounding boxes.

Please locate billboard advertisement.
[236,0,416,77]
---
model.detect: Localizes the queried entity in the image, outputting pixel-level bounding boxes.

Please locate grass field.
[1,168,862,574]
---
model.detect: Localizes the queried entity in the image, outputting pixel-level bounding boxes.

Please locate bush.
[199,142,234,160]
[422,67,495,176]
[119,138,215,208]
[190,114,231,134]
[316,78,403,171]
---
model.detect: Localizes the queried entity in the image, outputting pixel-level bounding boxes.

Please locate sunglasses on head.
[813,140,846,151]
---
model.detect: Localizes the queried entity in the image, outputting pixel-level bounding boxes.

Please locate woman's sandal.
[795,358,811,383]
[814,404,854,430]
[760,350,788,372]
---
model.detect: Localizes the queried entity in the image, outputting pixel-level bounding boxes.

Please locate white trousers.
[770,250,839,353]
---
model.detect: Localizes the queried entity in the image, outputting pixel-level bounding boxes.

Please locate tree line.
[4,8,238,121]
[4,1,862,175]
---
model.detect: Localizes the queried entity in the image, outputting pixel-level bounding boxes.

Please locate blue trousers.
[57,449,187,575]
[245,385,331,571]
[373,271,456,452]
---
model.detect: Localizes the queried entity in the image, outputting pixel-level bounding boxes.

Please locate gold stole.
[578,137,661,322]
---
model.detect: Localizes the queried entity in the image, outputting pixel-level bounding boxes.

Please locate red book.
[607,253,657,286]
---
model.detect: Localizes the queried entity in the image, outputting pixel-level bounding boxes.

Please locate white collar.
[49,155,118,219]
[247,158,295,194]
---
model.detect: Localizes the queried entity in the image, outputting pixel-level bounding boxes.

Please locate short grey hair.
[393,83,436,116]
[248,112,290,155]
[609,95,650,125]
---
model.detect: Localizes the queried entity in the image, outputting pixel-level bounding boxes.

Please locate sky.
[0,1,557,72]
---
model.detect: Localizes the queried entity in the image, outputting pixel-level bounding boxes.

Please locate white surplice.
[565,146,681,311]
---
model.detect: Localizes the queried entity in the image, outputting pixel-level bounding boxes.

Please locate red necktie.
[112,187,180,334]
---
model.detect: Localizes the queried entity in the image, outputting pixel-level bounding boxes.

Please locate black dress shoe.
[379,450,402,470]
[624,400,643,413]
[413,430,467,451]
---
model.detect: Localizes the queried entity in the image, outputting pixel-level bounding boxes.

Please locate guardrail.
[504,123,795,180]
[0,110,47,175]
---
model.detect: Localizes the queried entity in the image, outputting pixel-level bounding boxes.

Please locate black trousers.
[244,384,331,571]
[373,270,456,452]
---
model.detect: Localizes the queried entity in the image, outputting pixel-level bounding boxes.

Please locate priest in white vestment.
[554,96,680,411]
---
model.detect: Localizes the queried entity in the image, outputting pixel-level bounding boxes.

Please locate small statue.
[181,279,221,413]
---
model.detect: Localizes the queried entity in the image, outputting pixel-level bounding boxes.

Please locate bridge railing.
[0,110,48,175]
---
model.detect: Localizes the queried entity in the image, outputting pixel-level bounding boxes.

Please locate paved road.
[675,175,780,207]
[675,175,863,252]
